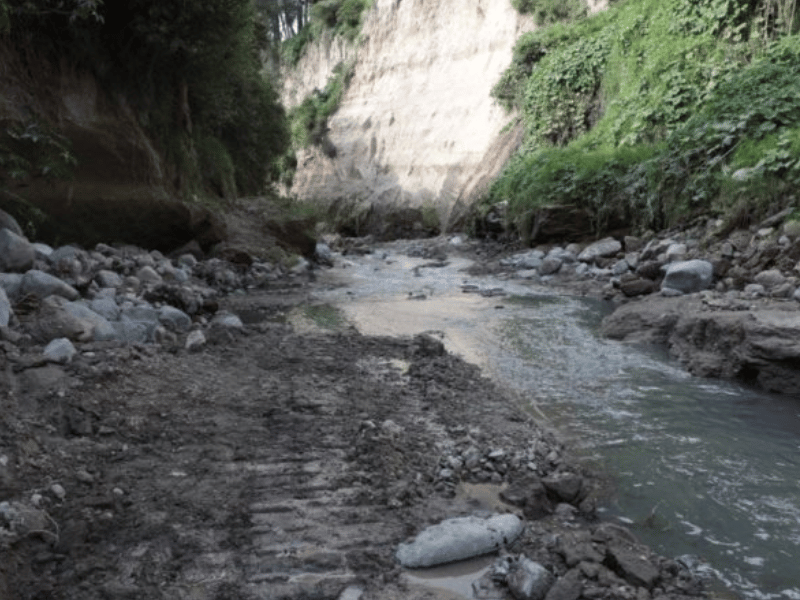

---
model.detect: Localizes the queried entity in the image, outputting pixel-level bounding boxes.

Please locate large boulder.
[20,270,80,301]
[603,295,800,395]
[660,260,713,294]
[0,229,36,273]
[578,238,622,263]
[395,514,523,568]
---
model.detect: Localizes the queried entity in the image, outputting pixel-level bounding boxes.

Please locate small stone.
[744,283,766,297]
[43,338,77,364]
[136,265,163,285]
[50,483,66,500]
[95,270,123,288]
[112,487,125,496]
[612,260,630,276]
[507,555,555,600]
[76,469,95,483]
[185,329,206,351]
[539,257,562,276]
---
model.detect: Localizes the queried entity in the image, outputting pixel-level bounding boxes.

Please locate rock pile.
[0,210,300,364]
[494,210,800,393]
[499,209,800,302]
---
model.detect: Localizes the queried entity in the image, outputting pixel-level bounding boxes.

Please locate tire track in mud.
[18,322,454,600]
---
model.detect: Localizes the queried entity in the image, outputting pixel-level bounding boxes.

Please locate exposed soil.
[0,275,563,600]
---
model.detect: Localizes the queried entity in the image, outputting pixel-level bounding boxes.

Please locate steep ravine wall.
[284,0,536,232]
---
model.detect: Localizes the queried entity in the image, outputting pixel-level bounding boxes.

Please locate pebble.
[50,483,66,500]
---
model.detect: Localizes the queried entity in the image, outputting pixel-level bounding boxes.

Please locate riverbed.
[315,241,800,600]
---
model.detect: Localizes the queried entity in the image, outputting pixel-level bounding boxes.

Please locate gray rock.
[89,298,121,321]
[111,320,152,344]
[33,296,94,342]
[0,287,10,327]
[0,208,23,236]
[771,282,794,299]
[612,260,630,276]
[395,514,524,568]
[0,228,35,273]
[177,253,198,269]
[539,257,562,276]
[158,305,192,333]
[136,265,163,285]
[43,337,77,364]
[210,311,243,330]
[557,531,604,567]
[32,243,54,259]
[0,273,23,301]
[315,242,334,266]
[754,269,786,289]
[507,556,555,600]
[620,278,655,297]
[605,542,659,588]
[48,245,84,266]
[21,270,79,301]
[744,283,766,297]
[548,247,577,263]
[62,302,117,342]
[544,568,582,600]
[660,260,713,294]
[660,286,684,297]
[623,236,645,252]
[665,243,687,262]
[783,220,800,240]
[185,329,206,351]
[574,263,589,277]
[578,238,622,263]
[95,270,123,288]
[542,472,583,503]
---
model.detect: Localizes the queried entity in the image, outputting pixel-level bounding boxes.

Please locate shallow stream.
[315,245,800,600]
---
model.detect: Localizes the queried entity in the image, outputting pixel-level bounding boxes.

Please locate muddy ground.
[0,245,707,600]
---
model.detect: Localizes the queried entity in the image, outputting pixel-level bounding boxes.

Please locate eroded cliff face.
[284,0,536,233]
[0,44,222,251]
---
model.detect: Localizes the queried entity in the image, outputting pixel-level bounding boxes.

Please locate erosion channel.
[314,239,800,600]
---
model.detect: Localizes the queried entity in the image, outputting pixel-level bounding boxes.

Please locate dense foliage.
[0,0,290,200]
[281,0,373,66]
[488,0,800,239]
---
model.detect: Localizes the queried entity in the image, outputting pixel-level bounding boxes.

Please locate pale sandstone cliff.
[284,0,536,232]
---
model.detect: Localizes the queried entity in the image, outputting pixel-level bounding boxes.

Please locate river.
[313,242,800,600]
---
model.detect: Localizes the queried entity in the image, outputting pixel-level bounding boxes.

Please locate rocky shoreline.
[475,208,800,395]
[0,208,722,599]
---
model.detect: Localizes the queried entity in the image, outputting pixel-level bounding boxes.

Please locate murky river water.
[314,246,800,600]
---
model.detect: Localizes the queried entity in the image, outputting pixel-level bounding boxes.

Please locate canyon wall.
[283,0,537,232]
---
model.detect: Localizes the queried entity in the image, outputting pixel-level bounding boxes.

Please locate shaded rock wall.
[0,44,221,251]
[284,0,536,231]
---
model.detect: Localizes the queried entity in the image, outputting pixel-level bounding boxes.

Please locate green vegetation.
[289,61,354,148]
[1,0,289,203]
[487,0,800,239]
[511,0,587,28]
[282,0,373,66]
[282,0,372,155]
